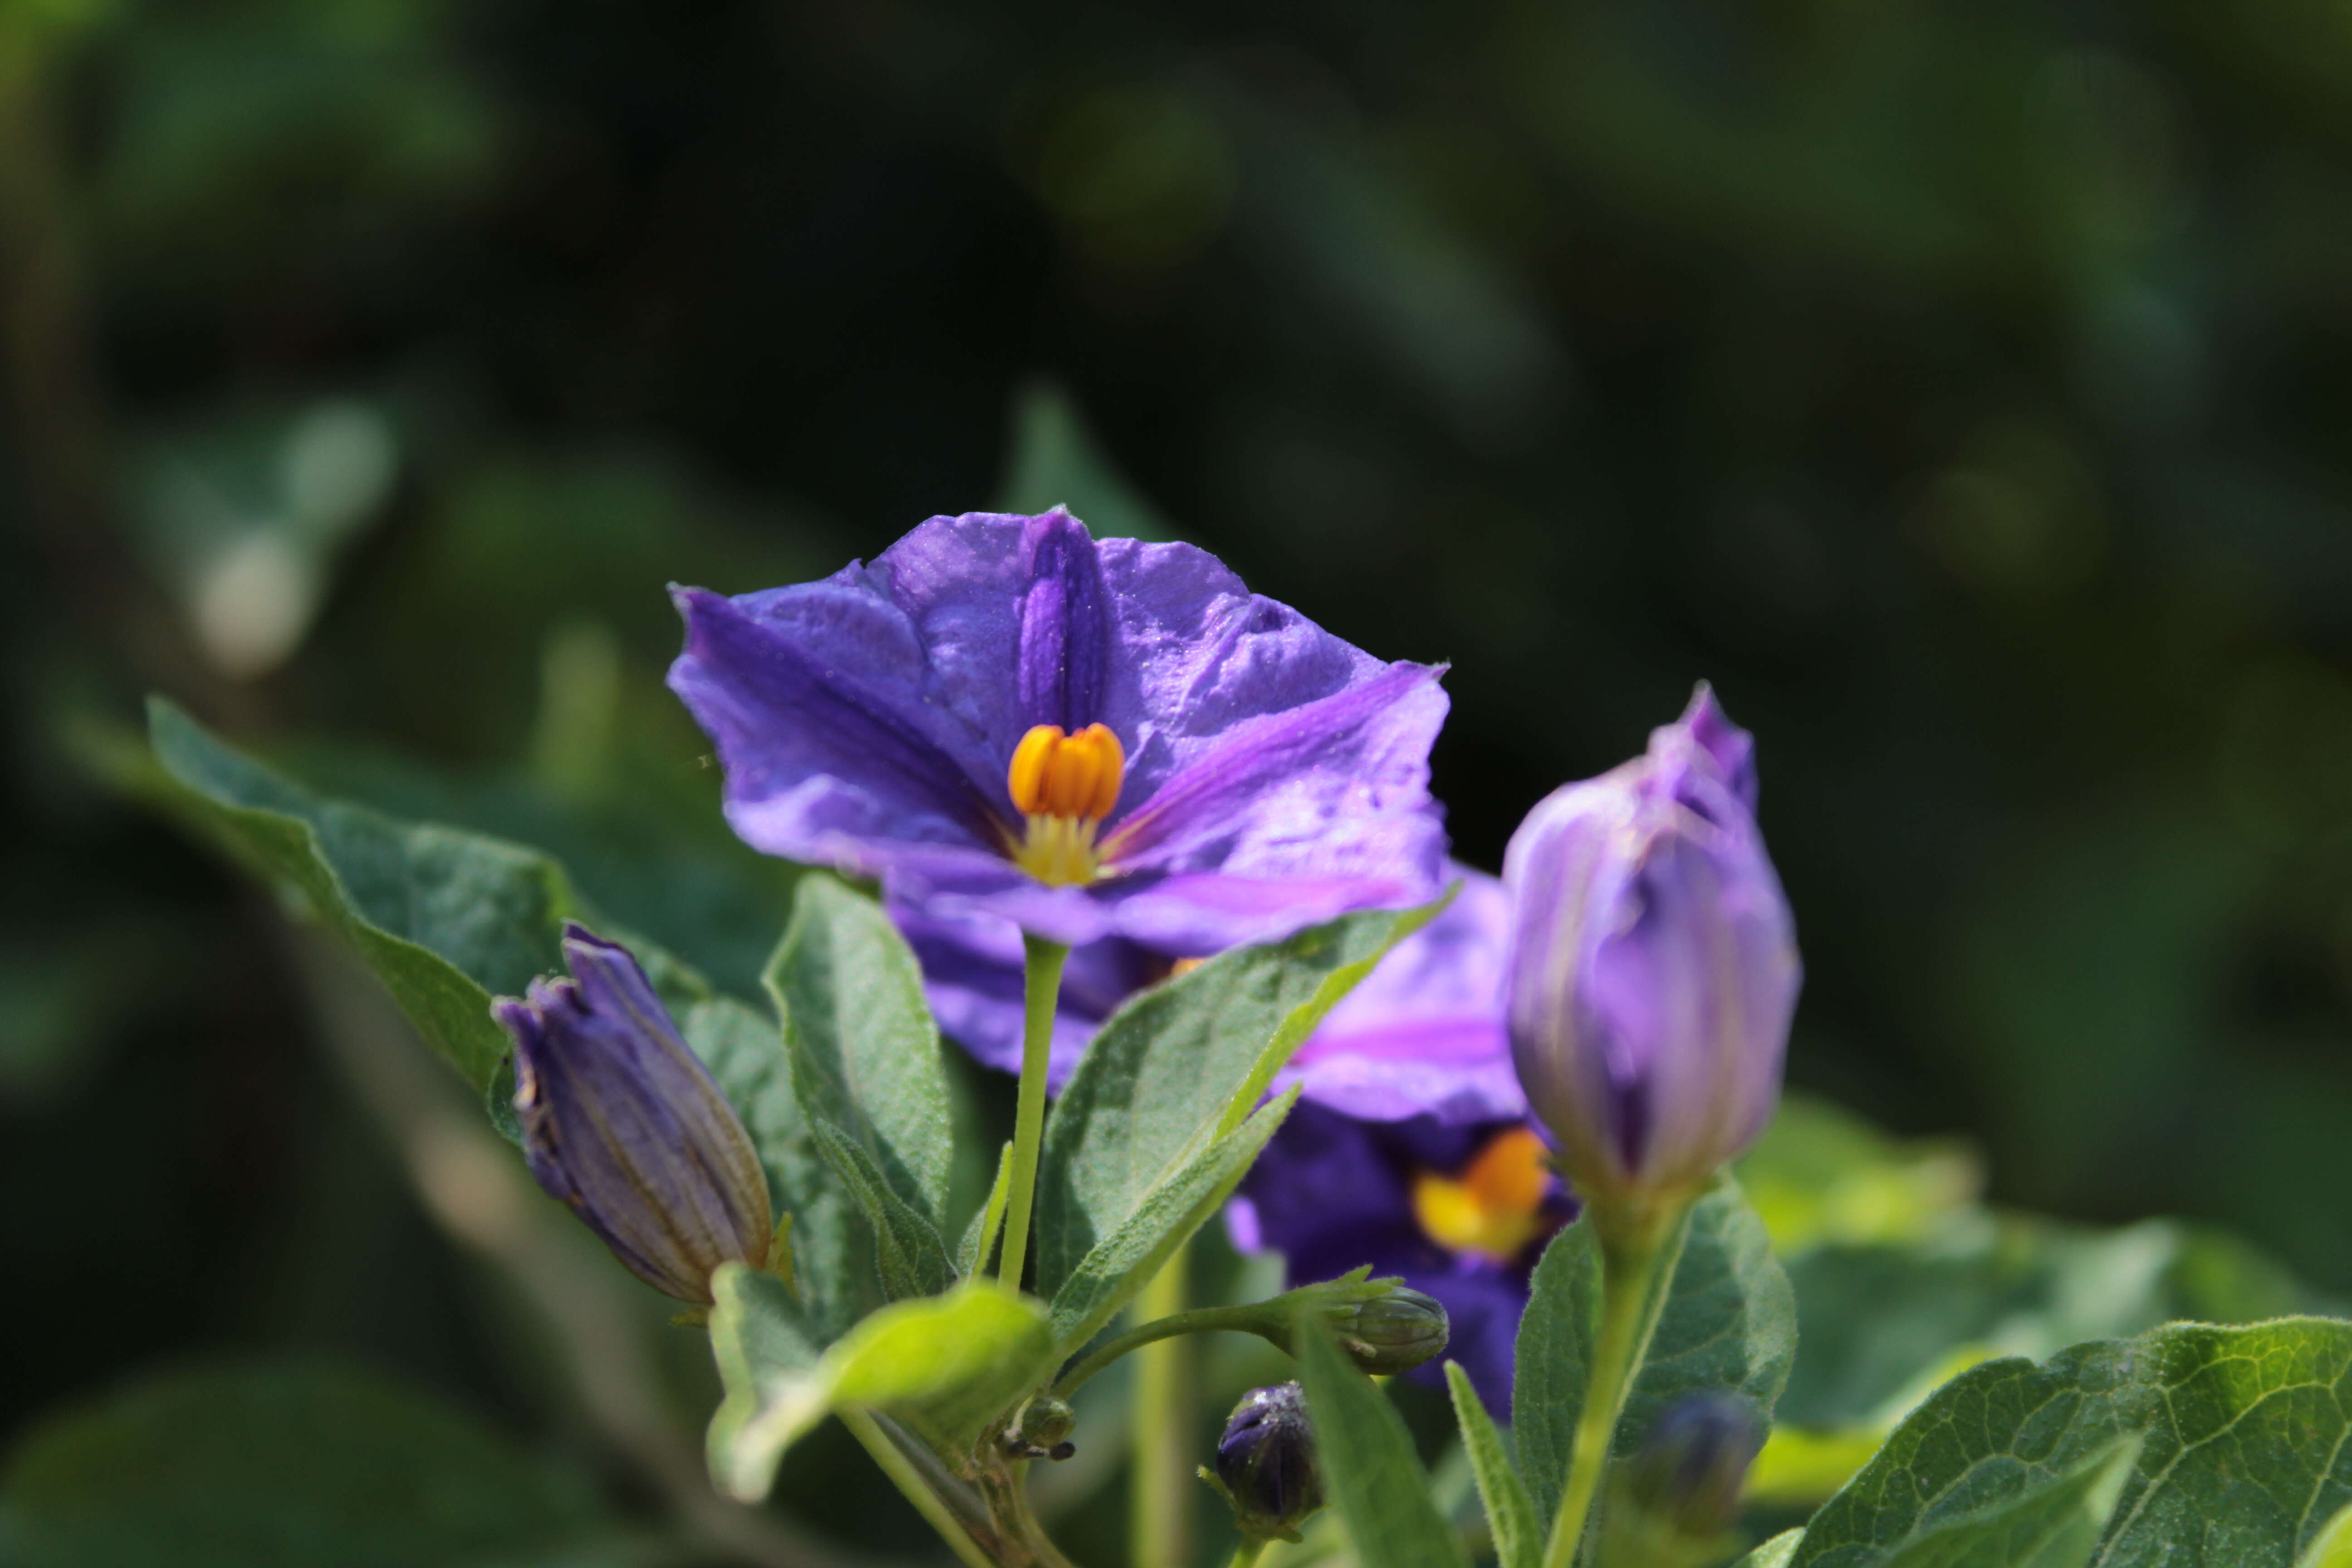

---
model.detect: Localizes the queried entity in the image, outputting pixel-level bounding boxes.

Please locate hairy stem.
[1130,1245,1194,1568]
[999,936,1068,1295]
[1539,1204,1691,1568]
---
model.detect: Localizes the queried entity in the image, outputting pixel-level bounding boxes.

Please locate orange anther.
[1410,1127,1553,1264]
[1007,722,1124,821]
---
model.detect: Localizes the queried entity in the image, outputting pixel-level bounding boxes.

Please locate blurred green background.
[7,0,2352,1558]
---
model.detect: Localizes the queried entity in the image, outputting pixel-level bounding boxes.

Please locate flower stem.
[1539,1205,1691,1568]
[842,1407,998,1568]
[1131,1244,1194,1568]
[1227,1541,1267,1568]
[998,935,1068,1295]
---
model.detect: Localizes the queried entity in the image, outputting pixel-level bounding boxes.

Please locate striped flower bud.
[1321,1285,1450,1376]
[1503,686,1799,1211]
[492,925,773,1304]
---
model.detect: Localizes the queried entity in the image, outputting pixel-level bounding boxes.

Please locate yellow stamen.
[1006,722,1125,885]
[1411,1127,1553,1264]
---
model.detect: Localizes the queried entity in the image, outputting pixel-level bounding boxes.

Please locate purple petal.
[1659,682,1759,818]
[1279,867,1524,1123]
[1225,1102,1568,1417]
[669,586,1011,872]
[1018,509,1112,732]
[1104,662,1448,881]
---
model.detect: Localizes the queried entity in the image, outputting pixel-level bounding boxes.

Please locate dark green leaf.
[1035,901,1440,1302]
[0,1359,628,1568]
[1780,1217,2317,1433]
[1619,1181,1797,1456]
[809,1119,956,1301]
[1299,1323,1470,1568]
[129,698,586,1093]
[705,1265,1054,1502]
[1875,1439,2138,1568]
[1791,1318,2352,1568]
[683,997,878,1341]
[1515,1182,1795,1525]
[765,875,953,1225]
[1513,1215,1599,1527]
[1447,1361,1540,1568]
[1047,1090,1299,1352]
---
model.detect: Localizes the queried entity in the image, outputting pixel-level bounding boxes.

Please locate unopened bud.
[1322,1286,1449,1375]
[1208,1382,1323,1543]
[1626,1394,1764,1537]
[1003,1395,1077,1461]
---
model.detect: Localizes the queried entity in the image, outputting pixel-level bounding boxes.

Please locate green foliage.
[1872,1440,2138,1568]
[1516,1182,1797,1524]
[1791,1319,2352,1568]
[1034,901,1439,1302]
[765,875,957,1302]
[123,698,588,1094]
[1298,1323,1470,1568]
[682,997,880,1343]
[0,1360,629,1568]
[1045,1090,1300,1352]
[764,875,953,1224]
[1446,1361,1540,1568]
[705,1266,1056,1504]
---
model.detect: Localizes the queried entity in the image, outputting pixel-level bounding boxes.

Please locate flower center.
[1006,722,1125,886]
[1411,1127,1552,1264]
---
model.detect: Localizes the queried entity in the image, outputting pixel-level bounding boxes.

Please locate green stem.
[1052,1302,1266,1398]
[841,1407,998,1568]
[1539,1205,1691,1568]
[1227,1542,1267,1568]
[998,936,1068,1295]
[1131,1245,1193,1568]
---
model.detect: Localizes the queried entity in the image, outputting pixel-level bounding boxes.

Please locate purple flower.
[492,925,773,1304]
[1504,685,1800,1209]
[896,864,1523,1120]
[668,509,1449,953]
[1226,1102,1572,1416]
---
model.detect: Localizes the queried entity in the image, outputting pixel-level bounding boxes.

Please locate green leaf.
[1779,1216,2315,1434]
[1299,1322,1471,1568]
[1790,1318,2352,1568]
[1873,1439,2139,1568]
[1735,1532,1806,1568]
[765,875,953,1225]
[705,1265,1055,1503]
[1446,1361,1540,1568]
[125,697,586,1093]
[1514,1182,1796,1525]
[1047,1090,1299,1353]
[683,997,879,1341]
[1034,900,1440,1302]
[1620,1181,1798,1456]
[1513,1212,1599,1528]
[809,1119,956,1301]
[0,1359,627,1568]
[958,1140,1015,1279]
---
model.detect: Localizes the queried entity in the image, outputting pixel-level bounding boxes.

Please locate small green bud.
[1003,1396,1078,1461]
[1323,1286,1449,1375]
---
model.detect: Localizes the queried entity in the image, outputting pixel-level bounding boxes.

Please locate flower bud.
[1210,1382,1323,1542]
[493,924,773,1304]
[1321,1286,1449,1376]
[1503,686,1799,1208]
[1625,1394,1764,1537]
